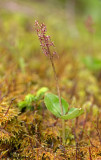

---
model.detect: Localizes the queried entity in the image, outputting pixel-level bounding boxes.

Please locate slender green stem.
[62,119,65,145]
[48,51,65,144]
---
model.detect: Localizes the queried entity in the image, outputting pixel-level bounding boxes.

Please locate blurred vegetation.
[0,0,101,159]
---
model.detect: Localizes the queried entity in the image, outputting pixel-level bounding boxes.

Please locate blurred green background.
[0,0,101,75]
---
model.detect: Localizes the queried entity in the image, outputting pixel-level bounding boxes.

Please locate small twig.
[96,116,101,145]
[4,98,16,116]
[72,128,78,160]
[95,127,101,145]
[0,98,16,129]
[0,94,7,102]
[89,147,92,160]
[75,117,78,128]
[79,112,88,140]
[3,120,9,129]
[86,134,98,148]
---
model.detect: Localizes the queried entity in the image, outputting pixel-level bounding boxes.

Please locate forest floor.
[0,0,101,159]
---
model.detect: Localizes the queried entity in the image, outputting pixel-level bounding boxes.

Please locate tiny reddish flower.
[34,20,57,56]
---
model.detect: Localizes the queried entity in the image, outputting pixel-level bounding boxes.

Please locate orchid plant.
[34,20,84,144]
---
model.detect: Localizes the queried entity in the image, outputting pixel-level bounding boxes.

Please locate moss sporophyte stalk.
[34,20,84,145]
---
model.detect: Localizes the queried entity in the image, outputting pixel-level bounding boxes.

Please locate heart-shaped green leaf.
[44,93,69,117]
[60,108,84,120]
